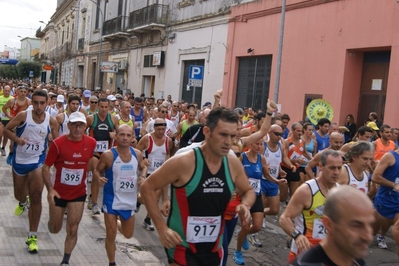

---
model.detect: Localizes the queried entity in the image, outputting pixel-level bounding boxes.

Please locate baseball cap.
[203,102,211,107]
[107,95,116,101]
[57,95,65,103]
[68,112,87,124]
[83,89,91,98]
[367,121,379,131]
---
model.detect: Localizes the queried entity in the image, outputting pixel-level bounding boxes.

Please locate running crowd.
[1,78,399,266]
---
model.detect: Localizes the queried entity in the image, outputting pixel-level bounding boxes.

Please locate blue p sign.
[189,65,203,80]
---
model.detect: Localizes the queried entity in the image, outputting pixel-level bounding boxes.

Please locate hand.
[297,159,307,165]
[279,170,287,178]
[98,176,108,186]
[47,188,60,206]
[159,227,183,249]
[109,132,116,139]
[393,183,399,193]
[236,203,251,227]
[214,89,223,102]
[291,165,297,173]
[17,137,27,146]
[276,178,287,185]
[144,158,150,167]
[160,200,170,217]
[266,99,277,113]
[295,234,311,253]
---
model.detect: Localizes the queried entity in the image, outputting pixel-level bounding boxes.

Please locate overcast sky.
[0,0,56,56]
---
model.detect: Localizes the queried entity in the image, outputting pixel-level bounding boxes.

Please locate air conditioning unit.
[119,60,127,70]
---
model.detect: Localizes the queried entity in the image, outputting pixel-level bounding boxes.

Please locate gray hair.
[320,150,341,166]
[346,141,373,163]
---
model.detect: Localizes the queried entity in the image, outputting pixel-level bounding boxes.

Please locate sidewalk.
[0,164,164,266]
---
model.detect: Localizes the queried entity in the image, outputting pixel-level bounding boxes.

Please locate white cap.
[107,95,116,101]
[68,112,87,124]
[83,89,91,98]
[57,95,64,103]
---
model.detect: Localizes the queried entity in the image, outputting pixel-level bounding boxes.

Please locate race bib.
[290,151,301,160]
[312,218,326,239]
[152,158,164,169]
[61,168,84,186]
[116,175,135,192]
[95,140,108,152]
[249,178,261,194]
[134,121,142,129]
[186,216,221,243]
[268,166,278,179]
[23,141,43,154]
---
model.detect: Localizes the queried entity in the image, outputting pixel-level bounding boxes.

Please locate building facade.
[222,0,399,126]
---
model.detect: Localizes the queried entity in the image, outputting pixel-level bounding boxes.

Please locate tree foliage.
[0,61,42,79]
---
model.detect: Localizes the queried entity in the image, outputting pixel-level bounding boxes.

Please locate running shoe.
[6,152,13,165]
[0,148,6,156]
[26,235,38,253]
[262,217,267,229]
[242,236,249,250]
[87,194,93,210]
[143,218,155,231]
[14,196,30,216]
[248,233,262,247]
[92,204,101,215]
[233,250,245,265]
[377,235,388,249]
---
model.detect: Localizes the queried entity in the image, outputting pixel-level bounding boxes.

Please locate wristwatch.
[291,229,302,240]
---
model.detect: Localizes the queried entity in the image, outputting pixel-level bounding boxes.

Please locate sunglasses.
[272,131,283,137]
[160,110,167,113]
[90,101,98,104]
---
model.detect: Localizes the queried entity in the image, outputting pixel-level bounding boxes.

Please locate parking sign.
[188,65,203,87]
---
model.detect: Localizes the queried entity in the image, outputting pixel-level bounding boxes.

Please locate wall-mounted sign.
[100,61,119,73]
[153,51,165,66]
[43,65,54,71]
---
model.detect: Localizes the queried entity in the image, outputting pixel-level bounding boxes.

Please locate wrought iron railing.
[128,4,168,29]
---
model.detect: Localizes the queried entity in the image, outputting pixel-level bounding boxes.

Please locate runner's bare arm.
[94,151,113,186]
[49,116,59,139]
[305,153,320,179]
[3,111,27,145]
[372,152,398,190]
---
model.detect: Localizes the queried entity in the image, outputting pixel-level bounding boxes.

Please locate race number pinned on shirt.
[61,168,84,186]
[116,175,135,192]
[134,121,142,129]
[268,166,278,179]
[95,140,109,152]
[290,151,302,161]
[186,216,221,243]
[312,218,327,239]
[23,141,43,154]
[249,178,261,194]
[152,158,164,169]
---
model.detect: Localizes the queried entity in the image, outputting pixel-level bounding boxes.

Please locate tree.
[17,61,42,79]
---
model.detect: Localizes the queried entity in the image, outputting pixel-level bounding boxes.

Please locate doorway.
[357,51,390,126]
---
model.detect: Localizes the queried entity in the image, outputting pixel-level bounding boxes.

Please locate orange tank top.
[10,98,29,117]
[282,137,306,168]
[374,139,396,161]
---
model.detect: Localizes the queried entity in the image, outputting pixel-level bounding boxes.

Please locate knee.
[121,230,133,239]
[48,222,62,234]
[252,224,262,232]
[269,207,279,216]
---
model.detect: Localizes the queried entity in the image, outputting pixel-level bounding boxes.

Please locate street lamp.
[89,0,104,90]
[17,35,32,61]
[4,45,16,59]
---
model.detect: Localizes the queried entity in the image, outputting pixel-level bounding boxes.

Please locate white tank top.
[344,164,368,194]
[15,110,50,164]
[169,111,180,128]
[59,113,70,136]
[108,148,138,210]
[263,141,282,179]
[146,135,168,174]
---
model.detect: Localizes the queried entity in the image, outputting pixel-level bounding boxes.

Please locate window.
[144,55,155,68]
[95,0,101,29]
[118,0,123,16]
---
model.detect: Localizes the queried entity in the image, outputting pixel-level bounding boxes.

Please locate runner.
[42,112,95,265]
[95,124,146,266]
[289,185,374,266]
[0,85,12,156]
[340,126,373,153]
[279,150,342,262]
[373,124,397,161]
[130,97,147,142]
[338,141,373,195]
[168,101,182,129]
[315,118,331,152]
[56,94,88,136]
[87,98,119,215]
[4,90,59,253]
[136,118,173,231]
[141,107,255,266]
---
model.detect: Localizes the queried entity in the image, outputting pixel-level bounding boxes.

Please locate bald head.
[270,124,283,132]
[116,124,134,134]
[329,132,344,150]
[330,132,343,141]
[154,118,166,125]
[324,185,373,223]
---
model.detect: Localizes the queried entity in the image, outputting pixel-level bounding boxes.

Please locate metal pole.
[89,0,104,90]
[273,0,286,103]
[192,87,196,104]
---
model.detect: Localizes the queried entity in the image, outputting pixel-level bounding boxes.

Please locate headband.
[154,123,167,127]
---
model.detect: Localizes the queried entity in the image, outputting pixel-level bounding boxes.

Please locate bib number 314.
[186,216,221,243]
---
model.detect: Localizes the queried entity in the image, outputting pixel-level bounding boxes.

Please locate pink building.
[222,0,399,127]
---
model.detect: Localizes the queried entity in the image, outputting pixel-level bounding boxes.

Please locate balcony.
[102,16,129,39]
[128,4,168,32]
[78,38,84,51]
[36,27,45,38]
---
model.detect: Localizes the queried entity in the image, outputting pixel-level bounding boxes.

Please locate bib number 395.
[61,168,84,186]
[186,216,221,243]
